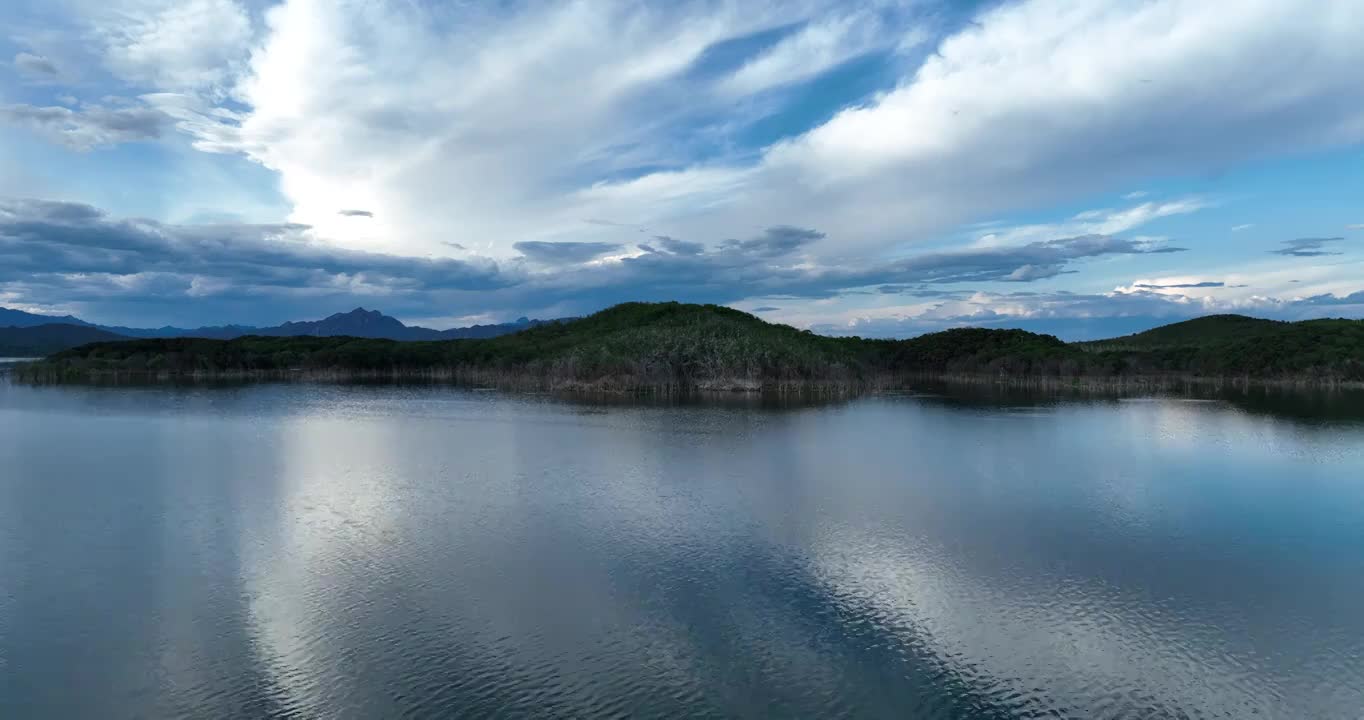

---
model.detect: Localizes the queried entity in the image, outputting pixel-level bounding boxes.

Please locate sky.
[1,0,1362,339]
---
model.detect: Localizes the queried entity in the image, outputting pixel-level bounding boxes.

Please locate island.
[15,302,1364,390]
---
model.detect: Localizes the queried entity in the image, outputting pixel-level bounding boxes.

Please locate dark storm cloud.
[1,198,1207,327]
[0,198,512,297]
[1299,291,1364,306]
[843,234,1185,287]
[500,233,1189,317]
[1271,237,1345,257]
[0,102,171,150]
[718,226,825,257]
[13,52,60,80]
[874,286,973,298]
[513,241,625,264]
[654,236,704,255]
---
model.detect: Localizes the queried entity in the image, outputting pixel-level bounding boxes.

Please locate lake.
[2,380,1364,719]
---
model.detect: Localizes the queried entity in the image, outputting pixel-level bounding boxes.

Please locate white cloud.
[717,11,921,96]
[1232,223,1254,231]
[117,0,1364,267]
[776,0,1364,172]
[156,0,859,254]
[6,0,1364,330]
[741,0,1364,250]
[95,0,253,93]
[973,199,1207,248]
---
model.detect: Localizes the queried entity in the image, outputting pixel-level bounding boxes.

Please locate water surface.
[2,381,1363,718]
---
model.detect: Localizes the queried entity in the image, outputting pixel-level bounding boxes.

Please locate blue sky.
[1,0,1362,338]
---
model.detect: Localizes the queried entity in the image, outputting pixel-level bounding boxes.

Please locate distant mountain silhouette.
[266,307,413,338]
[246,308,552,340]
[0,307,93,329]
[431,316,546,340]
[104,323,259,340]
[1,305,558,352]
[0,324,130,356]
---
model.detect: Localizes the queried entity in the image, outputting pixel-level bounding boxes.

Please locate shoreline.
[13,364,1364,394]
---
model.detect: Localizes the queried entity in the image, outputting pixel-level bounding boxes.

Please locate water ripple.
[2,384,1363,718]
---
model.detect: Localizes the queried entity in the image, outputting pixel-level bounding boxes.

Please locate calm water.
[3,380,1364,719]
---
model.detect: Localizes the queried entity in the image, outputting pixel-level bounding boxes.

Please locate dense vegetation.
[1076,314,1289,350]
[17,303,1364,390]
[22,304,880,390]
[1104,319,1364,378]
[0,324,130,357]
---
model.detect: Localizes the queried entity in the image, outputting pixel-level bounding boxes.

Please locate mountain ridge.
[0,307,93,329]
[0,324,131,357]
[1,305,556,343]
[20,303,1364,388]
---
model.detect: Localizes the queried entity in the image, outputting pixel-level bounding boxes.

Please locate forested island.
[15,302,1364,390]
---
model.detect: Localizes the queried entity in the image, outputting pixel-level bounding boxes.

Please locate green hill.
[23,303,885,390]
[1079,314,1288,350]
[16,304,1364,388]
[890,327,1078,375]
[1110,318,1364,378]
[1074,315,1364,379]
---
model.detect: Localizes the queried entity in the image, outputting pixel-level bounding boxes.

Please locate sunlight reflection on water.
[2,381,1363,718]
